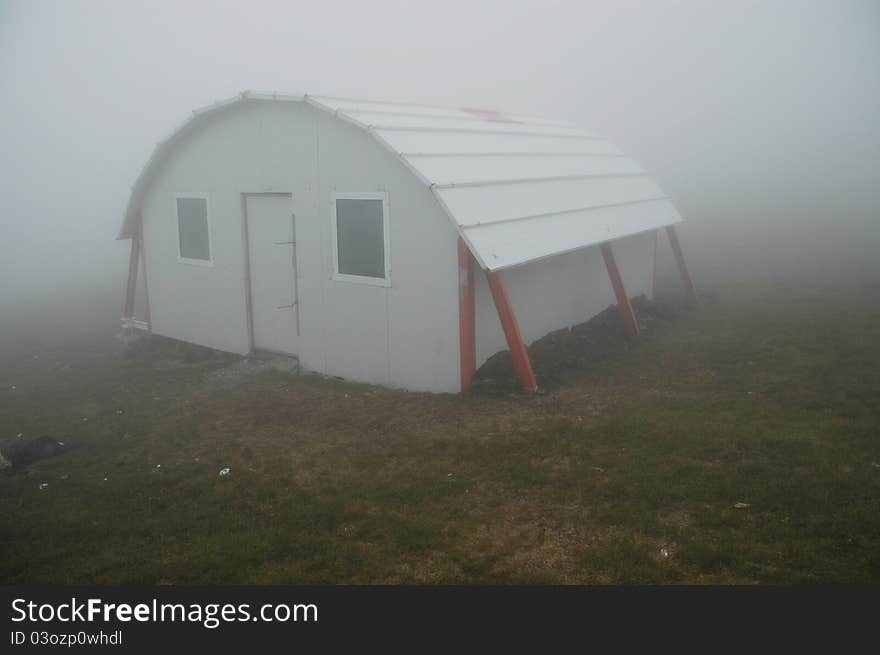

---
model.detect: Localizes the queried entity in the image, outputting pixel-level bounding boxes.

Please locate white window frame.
[330,191,391,287]
[174,192,214,266]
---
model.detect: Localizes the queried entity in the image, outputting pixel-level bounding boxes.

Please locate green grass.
[1,280,879,583]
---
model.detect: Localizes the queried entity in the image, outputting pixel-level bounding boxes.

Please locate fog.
[1,0,879,348]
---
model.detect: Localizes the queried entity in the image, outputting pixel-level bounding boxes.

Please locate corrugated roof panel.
[405,155,644,187]
[435,176,667,227]
[497,112,579,128]
[375,130,622,156]
[462,199,682,270]
[343,112,599,138]
[309,95,574,128]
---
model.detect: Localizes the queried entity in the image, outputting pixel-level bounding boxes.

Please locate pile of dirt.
[471,296,676,393]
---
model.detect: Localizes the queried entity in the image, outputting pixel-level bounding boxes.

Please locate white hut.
[118,92,696,393]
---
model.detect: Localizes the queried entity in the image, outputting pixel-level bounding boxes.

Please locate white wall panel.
[139,100,461,392]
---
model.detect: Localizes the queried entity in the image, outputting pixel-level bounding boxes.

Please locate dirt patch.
[0,435,71,471]
[472,296,677,393]
[657,508,693,530]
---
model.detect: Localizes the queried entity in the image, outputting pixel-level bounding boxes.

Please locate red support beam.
[600,242,640,337]
[665,225,698,306]
[123,227,141,319]
[485,269,538,391]
[458,238,476,391]
[139,217,152,331]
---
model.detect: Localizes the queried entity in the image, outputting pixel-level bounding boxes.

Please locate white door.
[246,194,298,354]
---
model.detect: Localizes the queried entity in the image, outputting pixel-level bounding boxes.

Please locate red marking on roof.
[460,107,522,124]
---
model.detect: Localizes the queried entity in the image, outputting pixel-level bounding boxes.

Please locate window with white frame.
[331,192,390,285]
[175,194,212,263]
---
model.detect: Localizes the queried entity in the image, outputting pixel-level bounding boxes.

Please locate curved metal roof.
[119,91,682,271]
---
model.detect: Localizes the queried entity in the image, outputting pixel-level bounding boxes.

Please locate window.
[175,193,212,264]
[331,192,390,286]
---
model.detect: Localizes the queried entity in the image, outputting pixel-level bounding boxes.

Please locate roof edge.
[117,91,305,239]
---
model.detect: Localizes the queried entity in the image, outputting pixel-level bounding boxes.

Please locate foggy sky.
[1,0,879,315]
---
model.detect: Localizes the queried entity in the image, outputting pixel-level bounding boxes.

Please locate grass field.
[1,279,879,584]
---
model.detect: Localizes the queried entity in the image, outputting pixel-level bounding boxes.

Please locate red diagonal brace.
[123,227,141,319]
[458,238,476,391]
[601,242,640,337]
[139,217,152,331]
[485,269,538,391]
[665,225,698,306]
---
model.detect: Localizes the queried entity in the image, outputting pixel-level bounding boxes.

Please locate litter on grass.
[219,467,231,477]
